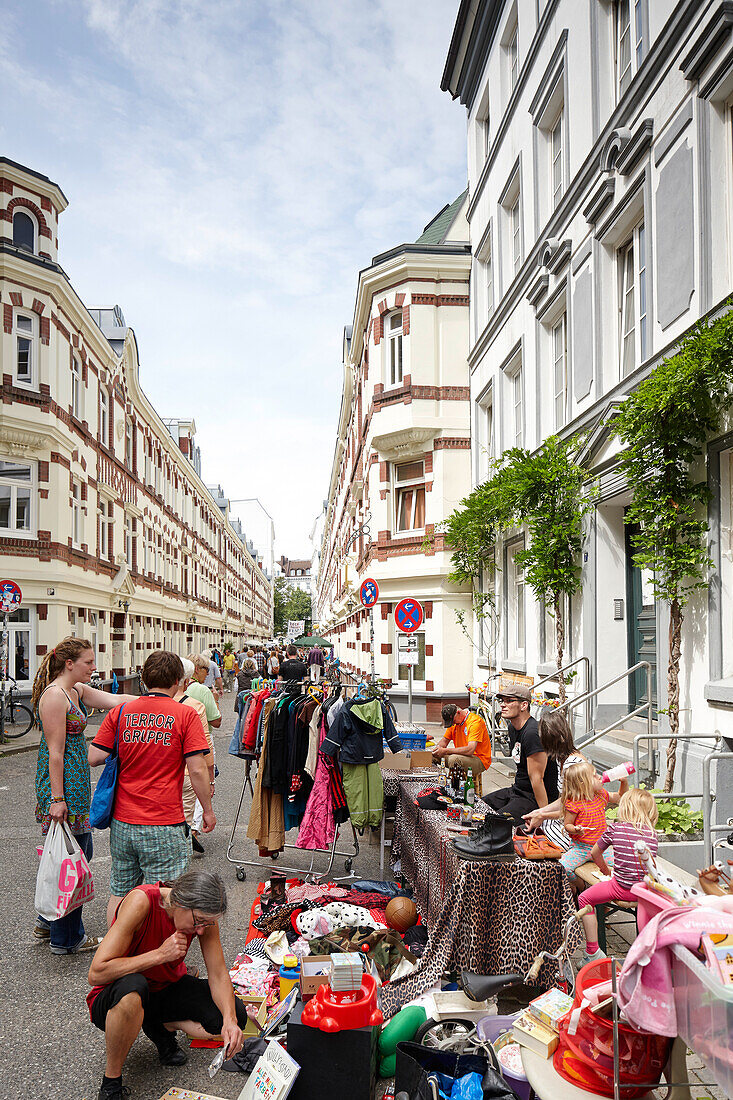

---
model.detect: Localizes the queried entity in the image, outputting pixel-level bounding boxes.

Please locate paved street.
[0,700,385,1100]
[0,702,726,1100]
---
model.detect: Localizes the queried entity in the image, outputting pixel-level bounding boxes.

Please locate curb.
[0,731,98,758]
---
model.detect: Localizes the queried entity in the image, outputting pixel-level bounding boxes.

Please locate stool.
[575,862,637,953]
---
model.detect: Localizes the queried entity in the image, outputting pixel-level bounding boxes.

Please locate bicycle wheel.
[415,1018,481,1055]
[3,701,34,738]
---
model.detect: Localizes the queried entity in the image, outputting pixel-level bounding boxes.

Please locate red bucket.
[553,959,671,1098]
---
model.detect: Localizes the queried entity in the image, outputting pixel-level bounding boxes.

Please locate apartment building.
[315,196,474,722]
[442,1,733,774]
[0,158,272,688]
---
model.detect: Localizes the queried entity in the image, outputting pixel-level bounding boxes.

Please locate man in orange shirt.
[433,703,491,776]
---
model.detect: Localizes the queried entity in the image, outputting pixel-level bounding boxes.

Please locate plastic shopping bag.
[34,821,95,921]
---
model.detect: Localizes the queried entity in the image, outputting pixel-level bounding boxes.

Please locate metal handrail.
[551,661,653,761]
[703,749,733,862]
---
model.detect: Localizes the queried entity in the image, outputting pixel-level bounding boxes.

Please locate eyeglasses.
[190,909,217,931]
[496,695,521,704]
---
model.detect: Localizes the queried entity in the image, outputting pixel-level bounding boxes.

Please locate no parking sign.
[0,580,22,615]
[394,597,423,633]
[360,578,379,608]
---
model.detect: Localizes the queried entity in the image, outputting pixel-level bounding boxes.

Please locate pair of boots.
[451,813,515,861]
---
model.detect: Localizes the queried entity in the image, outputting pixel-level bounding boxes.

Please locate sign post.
[394,597,423,725]
[359,578,379,683]
[0,581,23,742]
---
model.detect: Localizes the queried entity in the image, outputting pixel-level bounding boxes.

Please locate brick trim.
[434,437,471,450]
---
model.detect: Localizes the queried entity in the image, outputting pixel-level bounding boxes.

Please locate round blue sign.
[394,597,423,633]
[360,578,379,608]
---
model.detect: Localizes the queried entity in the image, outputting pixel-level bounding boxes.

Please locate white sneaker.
[582,947,606,964]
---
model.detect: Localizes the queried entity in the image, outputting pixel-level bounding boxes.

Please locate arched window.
[12,211,35,253]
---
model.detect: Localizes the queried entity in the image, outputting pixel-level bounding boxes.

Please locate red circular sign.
[394,597,423,633]
[0,580,22,614]
[360,578,379,608]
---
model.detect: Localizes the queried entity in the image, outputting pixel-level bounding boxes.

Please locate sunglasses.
[496,695,521,703]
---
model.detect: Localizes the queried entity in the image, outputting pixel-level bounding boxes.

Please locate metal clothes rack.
[226,677,365,883]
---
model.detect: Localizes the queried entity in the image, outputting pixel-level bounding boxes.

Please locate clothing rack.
[226,678,363,884]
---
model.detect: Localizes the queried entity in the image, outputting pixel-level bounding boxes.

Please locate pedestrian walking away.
[31,636,137,954]
[88,651,215,927]
[175,659,216,857]
[87,869,246,1100]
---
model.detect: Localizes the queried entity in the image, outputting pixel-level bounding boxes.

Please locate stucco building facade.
[315,196,474,722]
[0,159,272,690]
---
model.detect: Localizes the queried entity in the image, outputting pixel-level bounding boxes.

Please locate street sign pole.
[0,611,7,742]
[370,607,375,683]
[408,662,413,724]
[359,578,379,686]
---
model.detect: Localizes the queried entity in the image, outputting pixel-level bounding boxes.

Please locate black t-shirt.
[279,659,308,681]
[508,715,558,800]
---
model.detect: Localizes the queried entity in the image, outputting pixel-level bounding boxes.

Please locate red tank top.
[87,883,193,1013]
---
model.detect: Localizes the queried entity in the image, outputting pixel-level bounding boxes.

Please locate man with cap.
[482,680,558,823]
[433,703,491,777]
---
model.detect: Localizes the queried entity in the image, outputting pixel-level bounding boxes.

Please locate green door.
[625,522,657,714]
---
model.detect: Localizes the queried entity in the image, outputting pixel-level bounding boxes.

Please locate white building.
[315,196,474,722]
[441,0,733,801]
[0,159,273,688]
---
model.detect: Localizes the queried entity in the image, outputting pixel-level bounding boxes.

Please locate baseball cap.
[497,680,531,701]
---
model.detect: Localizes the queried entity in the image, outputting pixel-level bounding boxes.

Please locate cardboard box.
[380,752,410,771]
[299,955,332,996]
[512,1013,559,1058]
[410,750,435,769]
[528,987,573,1031]
[235,993,268,1036]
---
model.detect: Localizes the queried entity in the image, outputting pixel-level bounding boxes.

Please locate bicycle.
[0,676,35,739]
[414,905,590,1054]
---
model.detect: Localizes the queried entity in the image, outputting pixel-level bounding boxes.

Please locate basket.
[671,942,733,1098]
[399,732,428,751]
[554,959,671,1098]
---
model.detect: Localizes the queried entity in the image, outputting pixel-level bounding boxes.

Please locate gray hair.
[180,657,195,681]
[167,870,228,916]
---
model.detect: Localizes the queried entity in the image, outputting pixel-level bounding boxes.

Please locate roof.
[414,189,469,245]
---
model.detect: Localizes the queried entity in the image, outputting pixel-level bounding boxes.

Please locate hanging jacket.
[243,688,271,752]
[321,698,402,765]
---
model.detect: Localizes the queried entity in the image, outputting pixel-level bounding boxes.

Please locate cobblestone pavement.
[0,699,725,1098]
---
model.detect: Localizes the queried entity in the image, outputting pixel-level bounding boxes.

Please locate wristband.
[50,796,66,803]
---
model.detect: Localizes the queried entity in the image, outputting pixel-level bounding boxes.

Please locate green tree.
[272,578,312,635]
[285,586,312,625]
[614,306,733,791]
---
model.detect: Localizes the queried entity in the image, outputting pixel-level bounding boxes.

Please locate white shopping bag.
[34,821,95,921]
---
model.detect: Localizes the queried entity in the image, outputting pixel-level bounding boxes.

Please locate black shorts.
[90,973,248,1044]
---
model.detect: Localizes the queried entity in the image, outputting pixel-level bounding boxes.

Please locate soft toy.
[296,910,334,939]
[323,901,376,928]
[378,1004,427,1058]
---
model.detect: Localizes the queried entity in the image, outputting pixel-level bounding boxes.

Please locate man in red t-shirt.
[89,651,215,926]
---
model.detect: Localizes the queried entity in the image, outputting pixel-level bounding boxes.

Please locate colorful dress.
[35,689,91,835]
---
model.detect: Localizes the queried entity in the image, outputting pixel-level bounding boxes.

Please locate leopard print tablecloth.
[381,779,580,1018]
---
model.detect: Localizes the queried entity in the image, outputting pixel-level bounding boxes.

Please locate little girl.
[578,787,659,962]
[560,760,627,882]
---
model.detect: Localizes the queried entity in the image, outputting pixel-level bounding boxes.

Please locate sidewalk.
[0,710,103,755]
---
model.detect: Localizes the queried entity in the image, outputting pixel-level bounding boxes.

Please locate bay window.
[0,460,33,536]
[394,460,426,533]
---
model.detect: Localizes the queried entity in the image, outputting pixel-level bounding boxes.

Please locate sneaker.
[51,934,104,955]
[98,1080,130,1100]
[33,922,50,939]
[582,947,607,964]
[192,832,205,856]
[156,1034,187,1067]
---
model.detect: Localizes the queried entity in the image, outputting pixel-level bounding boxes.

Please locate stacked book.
[330,952,363,992]
[512,988,574,1058]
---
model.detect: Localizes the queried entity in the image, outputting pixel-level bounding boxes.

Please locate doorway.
[624,522,657,714]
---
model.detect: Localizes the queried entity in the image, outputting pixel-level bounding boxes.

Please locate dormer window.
[12,211,35,253]
[386,312,403,387]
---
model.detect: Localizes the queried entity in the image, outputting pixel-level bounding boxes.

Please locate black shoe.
[192,833,205,855]
[98,1081,130,1100]
[451,814,515,861]
[156,1035,188,1066]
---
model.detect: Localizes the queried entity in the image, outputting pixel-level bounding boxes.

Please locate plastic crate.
[398,731,428,751]
[671,942,733,1098]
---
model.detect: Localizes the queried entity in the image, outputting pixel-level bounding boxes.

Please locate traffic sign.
[0,580,22,614]
[360,578,379,608]
[394,597,423,634]
[398,635,418,651]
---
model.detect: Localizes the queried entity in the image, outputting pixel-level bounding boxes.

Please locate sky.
[0,0,467,559]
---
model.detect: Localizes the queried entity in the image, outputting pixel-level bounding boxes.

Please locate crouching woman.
[87,870,245,1100]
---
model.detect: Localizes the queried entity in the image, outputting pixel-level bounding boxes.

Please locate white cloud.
[2,0,466,556]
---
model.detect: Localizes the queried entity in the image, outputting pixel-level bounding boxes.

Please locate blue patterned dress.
[35,689,91,836]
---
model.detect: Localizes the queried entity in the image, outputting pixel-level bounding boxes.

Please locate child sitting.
[578,787,659,962]
[560,760,627,884]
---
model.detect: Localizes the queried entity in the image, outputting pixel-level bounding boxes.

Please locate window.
[99,500,112,559]
[511,366,523,448]
[99,388,109,445]
[12,210,35,253]
[14,311,36,387]
[72,481,82,547]
[476,386,494,483]
[485,249,494,318]
[125,419,134,468]
[551,110,564,209]
[510,194,522,275]
[0,460,32,535]
[508,22,519,93]
[387,312,403,387]
[394,460,426,533]
[552,314,568,429]
[616,0,643,98]
[6,608,32,682]
[88,611,98,660]
[155,461,162,497]
[398,631,426,681]
[506,541,526,661]
[71,355,83,420]
[619,221,647,376]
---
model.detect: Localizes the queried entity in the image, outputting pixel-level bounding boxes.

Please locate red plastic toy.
[300,973,383,1033]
